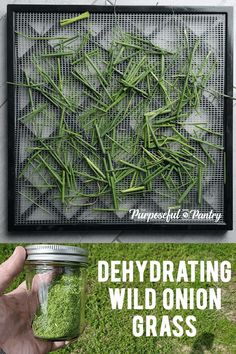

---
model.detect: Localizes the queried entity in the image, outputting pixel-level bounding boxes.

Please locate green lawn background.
[1,244,235,354]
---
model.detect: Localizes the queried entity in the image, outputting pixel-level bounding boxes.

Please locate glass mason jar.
[25,244,88,341]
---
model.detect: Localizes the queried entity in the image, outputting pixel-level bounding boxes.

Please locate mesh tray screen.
[13,10,225,225]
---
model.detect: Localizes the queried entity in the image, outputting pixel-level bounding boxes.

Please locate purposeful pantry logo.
[129,209,222,223]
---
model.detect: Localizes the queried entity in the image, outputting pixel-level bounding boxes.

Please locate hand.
[0,247,68,354]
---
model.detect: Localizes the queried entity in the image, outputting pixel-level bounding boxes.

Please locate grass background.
[1,244,236,354]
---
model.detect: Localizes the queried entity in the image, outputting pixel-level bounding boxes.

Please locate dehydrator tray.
[7,5,233,231]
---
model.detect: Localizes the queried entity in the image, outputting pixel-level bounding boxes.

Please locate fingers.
[66,338,78,346]
[39,340,67,353]
[38,337,74,352]
[0,246,26,293]
[7,281,27,295]
[51,341,68,351]
[51,339,78,350]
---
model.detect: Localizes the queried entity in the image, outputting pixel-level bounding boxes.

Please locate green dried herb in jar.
[25,245,88,341]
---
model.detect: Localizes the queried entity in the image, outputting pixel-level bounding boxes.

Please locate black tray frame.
[7,5,233,231]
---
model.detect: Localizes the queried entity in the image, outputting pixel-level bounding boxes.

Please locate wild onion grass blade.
[195,124,223,137]
[95,123,106,154]
[119,160,147,173]
[83,155,106,180]
[178,179,196,204]
[19,191,52,215]
[93,208,129,212]
[15,31,68,40]
[40,51,74,57]
[54,33,81,48]
[200,143,215,164]
[190,136,224,150]
[198,165,203,205]
[19,104,48,122]
[110,176,119,209]
[60,12,90,27]
[121,186,145,194]
[24,72,35,109]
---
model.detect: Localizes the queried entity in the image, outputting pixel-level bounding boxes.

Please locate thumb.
[0,246,26,293]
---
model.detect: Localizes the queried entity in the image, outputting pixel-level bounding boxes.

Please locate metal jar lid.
[25,244,88,265]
